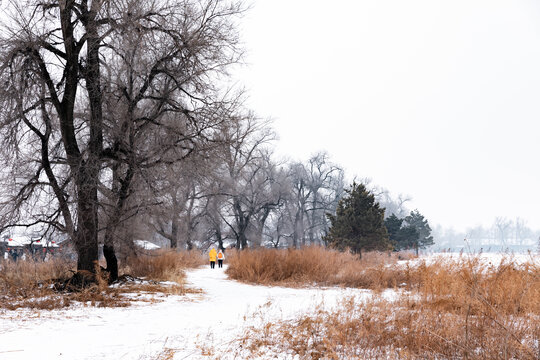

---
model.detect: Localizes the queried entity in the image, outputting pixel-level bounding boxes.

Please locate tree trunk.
[233,197,249,250]
[186,228,193,250]
[102,160,135,282]
[254,207,271,248]
[74,177,99,272]
[72,4,103,274]
[239,231,248,250]
[213,225,224,250]
[309,197,317,245]
[103,244,118,283]
[170,219,179,248]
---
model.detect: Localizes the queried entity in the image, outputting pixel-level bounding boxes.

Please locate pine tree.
[404,210,434,255]
[385,214,403,248]
[385,214,419,251]
[325,183,389,258]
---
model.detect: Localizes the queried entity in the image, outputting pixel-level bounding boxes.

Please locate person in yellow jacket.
[209,248,217,269]
[217,249,225,268]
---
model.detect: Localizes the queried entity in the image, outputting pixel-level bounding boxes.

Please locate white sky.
[235,0,540,231]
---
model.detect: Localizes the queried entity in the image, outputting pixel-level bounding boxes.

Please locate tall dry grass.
[0,258,74,309]
[226,247,409,289]
[414,254,540,316]
[226,248,540,359]
[122,249,206,282]
[238,296,539,359]
[0,250,205,310]
[227,248,539,312]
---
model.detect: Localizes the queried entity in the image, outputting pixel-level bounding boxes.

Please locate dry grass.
[413,254,540,316]
[237,296,539,359]
[226,248,540,359]
[226,247,408,289]
[0,250,205,310]
[122,249,206,282]
[0,258,74,309]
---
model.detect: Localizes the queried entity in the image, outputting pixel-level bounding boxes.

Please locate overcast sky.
[235,0,540,231]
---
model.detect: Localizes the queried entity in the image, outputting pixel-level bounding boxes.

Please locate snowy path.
[0,266,373,360]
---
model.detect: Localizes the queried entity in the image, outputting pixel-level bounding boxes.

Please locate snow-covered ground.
[413,251,540,266]
[1,251,537,359]
[0,265,395,360]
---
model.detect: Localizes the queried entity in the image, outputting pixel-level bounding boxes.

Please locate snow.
[2,251,535,359]
[0,265,394,360]
[416,252,540,266]
[134,240,161,250]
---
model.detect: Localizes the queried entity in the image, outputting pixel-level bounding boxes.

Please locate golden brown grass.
[414,254,540,316]
[0,250,205,310]
[122,249,206,282]
[225,248,540,359]
[237,296,539,359]
[0,258,74,309]
[226,247,408,289]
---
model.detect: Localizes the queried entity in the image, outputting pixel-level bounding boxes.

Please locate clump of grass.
[0,258,74,309]
[0,250,205,310]
[122,249,205,282]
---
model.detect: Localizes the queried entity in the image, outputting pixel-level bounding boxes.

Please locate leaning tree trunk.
[103,162,135,282]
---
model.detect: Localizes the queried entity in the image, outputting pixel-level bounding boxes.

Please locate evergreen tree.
[385,214,420,251]
[404,210,434,255]
[385,214,403,247]
[325,183,389,258]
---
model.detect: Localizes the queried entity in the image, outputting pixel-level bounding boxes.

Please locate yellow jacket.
[209,248,217,262]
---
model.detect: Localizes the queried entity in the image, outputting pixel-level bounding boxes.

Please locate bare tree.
[250,152,289,247]
[513,217,529,246]
[151,154,218,250]
[282,153,344,248]
[493,216,512,246]
[217,115,275,249]
[304,152,344,246]
[0,0,245,279]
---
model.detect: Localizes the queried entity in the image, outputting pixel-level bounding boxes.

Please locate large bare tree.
[0,0,244,279]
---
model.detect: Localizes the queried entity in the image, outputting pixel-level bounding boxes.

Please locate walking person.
[209,247,217,269]
[217,249,225,268]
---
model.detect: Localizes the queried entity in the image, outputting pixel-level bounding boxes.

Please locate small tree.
[385,213,419,251]
[384,214,403,245]
[404,210,434,255]
[325,183,389,258]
